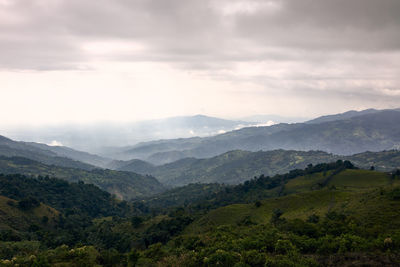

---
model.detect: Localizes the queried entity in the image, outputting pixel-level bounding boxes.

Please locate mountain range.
[105,109,400,164]
[3,115,257,153]
[0,107,399,194]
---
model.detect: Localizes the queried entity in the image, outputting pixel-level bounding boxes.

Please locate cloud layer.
[0,0,399,124]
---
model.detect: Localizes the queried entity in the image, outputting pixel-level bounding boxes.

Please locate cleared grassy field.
[0,195,59,231]
[328,169,390,189]
[186,169,400,235]
[283,171,330,194]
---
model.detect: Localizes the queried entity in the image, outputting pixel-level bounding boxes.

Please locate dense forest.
[1,160,400,266]
[0,156,165,200]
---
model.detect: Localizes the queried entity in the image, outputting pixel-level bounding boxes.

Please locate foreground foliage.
[1,162,400,266]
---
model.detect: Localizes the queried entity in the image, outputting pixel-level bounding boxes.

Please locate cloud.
[47,140,63,146]
[1,0,399,70]
[0,0,399,124]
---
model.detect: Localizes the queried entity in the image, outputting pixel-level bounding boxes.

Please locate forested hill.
[111,109,400,164]
[139,160,358,211]
[0,134,111,169]
[0,156,165,200]
[1,161,400,265]
[0,173,134,218]
[114,149,400,187]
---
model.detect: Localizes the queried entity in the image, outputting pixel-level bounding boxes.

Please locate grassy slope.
[327,169,390,188]
[185,169,397,234]
[0,195,59,232]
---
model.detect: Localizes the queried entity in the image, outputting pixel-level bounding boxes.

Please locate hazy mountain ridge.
[108,109,400,164]
[305,108,380,124]
[0,142,94,171]
[26,142,112,167]
[0,134,114,169]
[4,115,256,154]
[112,123,300,162]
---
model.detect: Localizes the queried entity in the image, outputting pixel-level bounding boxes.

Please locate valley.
[0,108,399,266]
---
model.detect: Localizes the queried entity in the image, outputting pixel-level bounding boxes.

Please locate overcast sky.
[1,0,400,126]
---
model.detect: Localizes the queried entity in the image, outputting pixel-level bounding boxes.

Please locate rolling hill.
[0,135,96,170]
[0,134,112,169]
[0,195,59,232]
[2,160,400,266]
[113,149,400,187]
[0,156,165,200]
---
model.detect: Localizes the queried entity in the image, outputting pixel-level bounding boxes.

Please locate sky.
[1,0,400,127]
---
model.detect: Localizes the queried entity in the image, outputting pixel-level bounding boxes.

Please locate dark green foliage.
[307,214,320,223]
[1,162,400,266]
[144,215,193,245]
[127,250,140,267]
[387,187,400,200]
[18,197,40,210]
[133,160,357,216]
[138,183,225,212]
[131,216,144,228]
[0,174,134,218]
[270,209,285,226]
[0,156,165,200]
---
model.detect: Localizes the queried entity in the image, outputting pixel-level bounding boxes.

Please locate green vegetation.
[1,160,400,265]
[0,135,95,170]
[0,156,165,200]
[327,169,390,189]
[116,149,400,187]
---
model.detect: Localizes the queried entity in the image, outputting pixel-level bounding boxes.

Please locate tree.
[131,216,144,228]
[18,197,40,210]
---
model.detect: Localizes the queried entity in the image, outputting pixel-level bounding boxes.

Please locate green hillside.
[119,150,339,186]
[0,135,95,170]
[187,169,391,233]
[2,163,400,266]
[0,156,165,200]
[0,173,137,218]
[327,169,390,189]
[133,168,400,266]
[0,195,59,232]
[0,134,113,169]
[117,149,400,187]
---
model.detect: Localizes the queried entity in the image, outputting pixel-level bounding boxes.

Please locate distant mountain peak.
[306,108,382,124]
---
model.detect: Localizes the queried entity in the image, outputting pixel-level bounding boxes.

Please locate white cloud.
[254,120,276,127]
[47,140,63,146]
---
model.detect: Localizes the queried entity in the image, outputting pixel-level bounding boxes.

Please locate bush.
[275,239,296,254]
[18,197,40,210]
[206,249,240,267]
